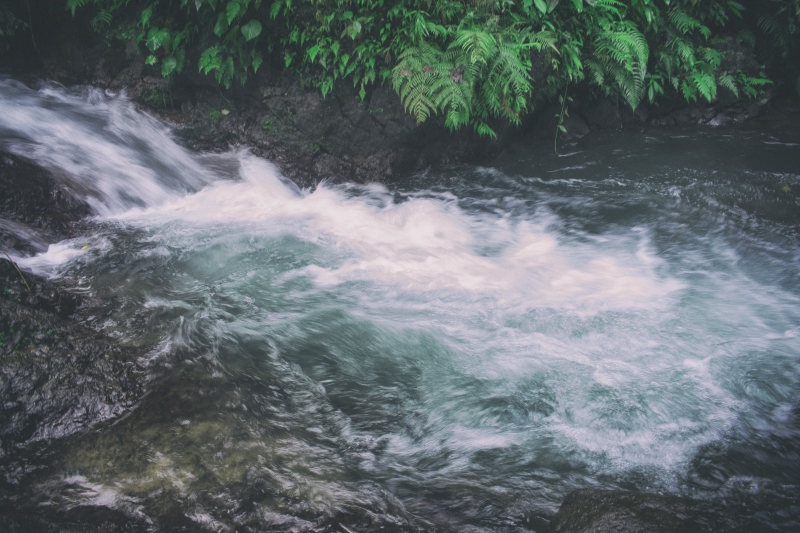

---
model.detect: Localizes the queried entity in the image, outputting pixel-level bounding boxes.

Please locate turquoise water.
[2,80,800,530]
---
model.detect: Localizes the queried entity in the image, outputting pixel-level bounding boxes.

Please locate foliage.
[0,6,27,50]
[750,0,800,90]
[392,29,533,137]
[53,0,797,135]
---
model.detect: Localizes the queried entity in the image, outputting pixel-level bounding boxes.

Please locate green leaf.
[344,20,362,40]
[146,28,170,52]
[162,56,178,77]
[226,1,241,25]
[252,51,263,73]
[140,6,153,28]
[570,0,582,12]
[523,0,533,13]
[475,123,497,139]
[223,56,235,88]
[270,0,281,19]
[66,0,86,17]
[241,20,262,41]
[214,12,228,36]
[307,44,321,62]
[534,0,548,14]
[199,46,221,74]
[321,77,334,97]
[145,54,158,66]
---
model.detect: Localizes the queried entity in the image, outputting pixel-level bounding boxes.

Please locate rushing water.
[2,79,800,530]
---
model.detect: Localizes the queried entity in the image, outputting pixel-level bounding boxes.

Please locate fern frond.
[594,0,626,17]
[757,15,791,50]
[473,122,497,140]
[691,71,716,102]
[91,9,113,29]
[526,29,558,54]
[717,72,738,98]
[669,7,710,39]
[404,84,436,123]
[680,80,696,102]
[668,37,696,67]
[66,0,90,17]
[392,25,534,130]
[757,15,781,36]
[701,47,722,69]
[592,22,649,109]
[481,39,531,123]
[585,58,606,86]
[452,29,496,64]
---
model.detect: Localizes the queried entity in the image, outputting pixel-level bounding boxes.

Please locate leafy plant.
[586,21,649,109]
[0,5,28,51]
[61,0,785,135]
[209,108,222,125]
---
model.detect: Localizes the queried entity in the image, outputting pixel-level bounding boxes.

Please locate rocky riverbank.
[0,153,148,530]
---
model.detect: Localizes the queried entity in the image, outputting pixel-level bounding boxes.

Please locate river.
[2,79,799,530]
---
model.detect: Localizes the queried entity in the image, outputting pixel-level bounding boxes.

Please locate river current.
[2,79,799,530]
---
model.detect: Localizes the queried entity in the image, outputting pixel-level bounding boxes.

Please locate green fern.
[392,27,531,135]
[716,71,738,98]
[393,42,461,124]
[690,70,716,101]
[668,37,696,67]
[590,21,649,109]
[66,0,90,17]
[91,9,113,29]
[669,7,711,39]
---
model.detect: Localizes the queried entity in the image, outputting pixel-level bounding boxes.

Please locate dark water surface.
[2,80,800,530]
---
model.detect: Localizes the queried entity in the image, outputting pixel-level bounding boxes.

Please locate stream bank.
[2,11,790,189]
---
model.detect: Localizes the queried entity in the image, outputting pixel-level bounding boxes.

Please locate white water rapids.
[2,79,799,530]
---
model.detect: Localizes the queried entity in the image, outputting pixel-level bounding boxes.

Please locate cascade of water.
[2,79,799,530]
[0,78,220,215]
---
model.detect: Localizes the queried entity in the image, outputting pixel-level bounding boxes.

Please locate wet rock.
[0,148,144,477]
[561,114,591,140]
[581,98,624,131]
[167,76,500,186]
[0,259,145,456]
[0,151,90,254]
